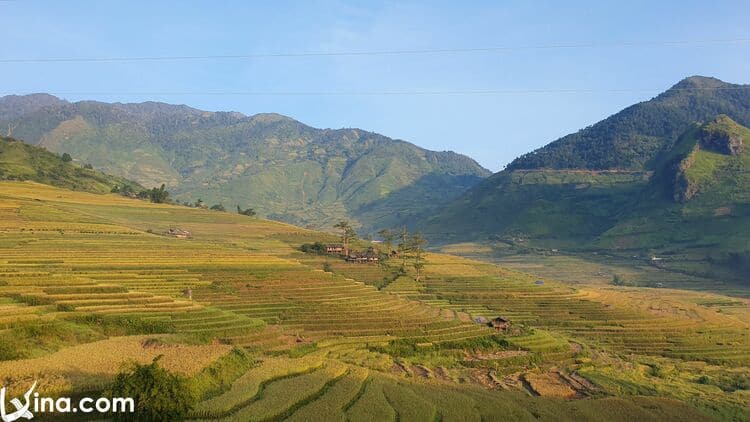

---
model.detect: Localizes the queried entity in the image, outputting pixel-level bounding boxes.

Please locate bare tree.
[334,220,357,256]
[409,233,427,282]
[377,228,395,257]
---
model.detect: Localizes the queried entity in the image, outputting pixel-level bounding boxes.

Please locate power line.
[3,86,748,97]
[2,37,750,63]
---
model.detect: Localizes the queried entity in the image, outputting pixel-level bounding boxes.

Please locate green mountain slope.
[0,136,142,194]
[423,77,750,282]
[0,96,489,231]
[594,115,750,277]
[508,76,750,170]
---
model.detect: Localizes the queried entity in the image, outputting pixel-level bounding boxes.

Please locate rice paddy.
[0,181,747,420]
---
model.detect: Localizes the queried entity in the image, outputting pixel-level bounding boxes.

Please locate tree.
[210,203,226,212]
[145,184,169,204]
[397,227,410,267]
[396,229,427,282]
[377,228,395,258]
[236,205,256,217]
[334,220,357,256]
[61,153,72,163]
[408,233,428,282]
[107,356,196,421]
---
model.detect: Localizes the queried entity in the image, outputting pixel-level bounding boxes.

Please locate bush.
[140,184,169,204]
[299,242,326,254]
[236,205,256,216]
[191,348,256,399]
[61,153,72,162]
[210,204,226,212]
[56,303,76,312]
[107,356,196,421]
[0,342,23,360]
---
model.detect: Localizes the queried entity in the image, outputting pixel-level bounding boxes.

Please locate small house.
[326,244,345,254]
[490,316,511,330]
[363,247,379,262]
[345,247,380,264]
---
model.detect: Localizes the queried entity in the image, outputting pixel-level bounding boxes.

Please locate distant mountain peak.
[249,112,296,124]
[507,76,750,171]
[670,75,730,90]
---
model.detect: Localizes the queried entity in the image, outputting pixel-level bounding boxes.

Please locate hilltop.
[0,95,490,232]
[508,76,750,170]
[423,77,750,283]
[0,136,142,194]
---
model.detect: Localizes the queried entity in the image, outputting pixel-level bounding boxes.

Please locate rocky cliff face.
[673,145,700,202]
[700,123,743,155]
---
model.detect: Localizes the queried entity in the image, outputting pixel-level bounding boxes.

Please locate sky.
[2,0,750,171]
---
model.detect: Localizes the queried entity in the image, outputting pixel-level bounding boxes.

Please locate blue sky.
[2,0,749,171]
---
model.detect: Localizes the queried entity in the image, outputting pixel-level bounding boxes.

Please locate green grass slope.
[0,96,490,231]
[596,115,750,279]
[0,136,142,194]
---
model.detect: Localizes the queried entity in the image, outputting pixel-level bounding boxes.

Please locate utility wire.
[3,86,748,97]
[1,38,750,63]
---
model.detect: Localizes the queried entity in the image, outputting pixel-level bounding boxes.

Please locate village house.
[326,244,345,254]
[489,316,511,330]
[345,247,380,263]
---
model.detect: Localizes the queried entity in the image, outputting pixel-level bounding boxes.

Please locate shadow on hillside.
[351,172,485,233]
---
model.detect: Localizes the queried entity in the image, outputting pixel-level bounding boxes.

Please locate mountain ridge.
[0,94,489,232]
[507,76,750,171]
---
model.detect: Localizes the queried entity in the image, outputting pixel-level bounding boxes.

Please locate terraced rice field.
[0,182,747,420]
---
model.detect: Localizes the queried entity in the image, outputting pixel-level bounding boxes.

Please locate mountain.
[0,95,490,231]
[509,76,750,170]
[423,76,750,281]
[593,115,750,276]
[0,136,142,194]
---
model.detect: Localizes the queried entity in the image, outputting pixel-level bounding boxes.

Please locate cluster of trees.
[60,152,93,169]
[110,186,258,217]
[143,184,170,203]
[377,227,427,282]
[111,183,169,204]
[299,242,327,254]
[330,221,428,282]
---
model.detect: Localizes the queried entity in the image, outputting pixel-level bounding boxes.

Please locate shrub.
[0,342,23,360]
[210,204,226,212]
[107,356,196,421]
[236,205,256,216]
[56,303,76,312]
[299,242,326,254]
[61,153,72,162]
[191,348,257,399]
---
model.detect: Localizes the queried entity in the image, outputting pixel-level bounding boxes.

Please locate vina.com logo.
[0,381,134,421]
